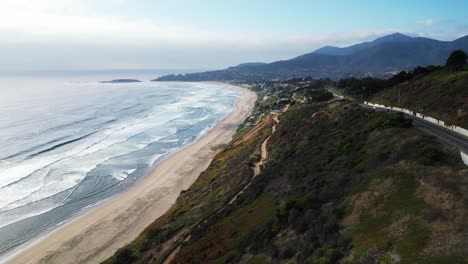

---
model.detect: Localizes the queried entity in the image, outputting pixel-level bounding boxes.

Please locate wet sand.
[4,84,256,264]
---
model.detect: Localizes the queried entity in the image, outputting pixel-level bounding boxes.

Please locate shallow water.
[0,73,239,255]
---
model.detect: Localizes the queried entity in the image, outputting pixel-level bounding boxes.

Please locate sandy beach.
[4,84,256,264]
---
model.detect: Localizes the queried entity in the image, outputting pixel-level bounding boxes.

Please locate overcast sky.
[1,0,467,71]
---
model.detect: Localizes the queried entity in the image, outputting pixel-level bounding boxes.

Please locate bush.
[417,142,442,165]
[114,248,137,264]
[446,49,468,71]
[365,112,412,131]
[305,90,334,102]
[305,247,340,264]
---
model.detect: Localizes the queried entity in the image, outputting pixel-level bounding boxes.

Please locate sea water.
[0,72,240,255]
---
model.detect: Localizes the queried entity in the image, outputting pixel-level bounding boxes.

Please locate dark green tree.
[445,49,467,71]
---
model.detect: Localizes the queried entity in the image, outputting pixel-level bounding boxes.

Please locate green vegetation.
[104,109,271,264]
[113,248,137,264]
[446,49,468,71]
[396,223,432,263]
[175,193,276,263]
[346,167,431,262]
[364,112,412,131]
[305,89,333,102]
[327,86,347,98]
[106,79,466,263]
[333,51,468,128]
[417,139,443,165]
[372,68,468,127]
[336,64,442,99]
[246,256,269,264]
[421,256,466,264]
[348,214,392,258]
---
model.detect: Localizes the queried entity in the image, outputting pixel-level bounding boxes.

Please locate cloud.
[0,1,464,71]
[416,19,441,26]
[0,1,402,71]
[0,22,402,70]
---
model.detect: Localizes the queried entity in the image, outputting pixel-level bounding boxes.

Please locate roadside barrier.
[364,101,468,138]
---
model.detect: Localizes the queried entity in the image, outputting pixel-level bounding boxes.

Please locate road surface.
[360,104,468,152]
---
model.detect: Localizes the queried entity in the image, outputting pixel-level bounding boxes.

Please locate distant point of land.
[100,79,142,83]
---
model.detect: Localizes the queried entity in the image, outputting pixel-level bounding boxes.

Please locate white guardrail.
[461,151,468,165]
[364,101,468,138]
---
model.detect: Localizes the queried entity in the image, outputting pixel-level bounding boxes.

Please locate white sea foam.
[0,156,62,189]
[112,168,137,181]
[0,77,240,252]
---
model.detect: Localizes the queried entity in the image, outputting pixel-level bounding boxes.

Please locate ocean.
[0,71,240,255]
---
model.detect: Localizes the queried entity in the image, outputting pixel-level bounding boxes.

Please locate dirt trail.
[253,122,274,176]
[163,105,288,264]
[253,105,286,176]
[242,104,289,194]
[232,111,281,204]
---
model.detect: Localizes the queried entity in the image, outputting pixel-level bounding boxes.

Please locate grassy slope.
[104,107,273,264]
[106,99,467,264]
[371,68,468,128]
[254,101,466,263]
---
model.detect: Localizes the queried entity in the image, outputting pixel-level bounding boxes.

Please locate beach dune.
[4,85,256,264]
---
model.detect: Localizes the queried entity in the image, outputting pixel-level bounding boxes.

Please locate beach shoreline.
[3,83,256,264]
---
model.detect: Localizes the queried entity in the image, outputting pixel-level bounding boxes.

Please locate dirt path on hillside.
[253,121,275,176]
[163,105,288,264]
[240,104,288,198]
[253,105,286,176]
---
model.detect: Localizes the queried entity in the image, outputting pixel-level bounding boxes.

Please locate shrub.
[305,90,334,102]
[365,112,412,131]
[446,49,468,71]
[417,142,442,165]
[306,247,340,264]
[114,248,137,264]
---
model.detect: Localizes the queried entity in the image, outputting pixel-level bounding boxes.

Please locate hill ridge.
[155,33,468,81]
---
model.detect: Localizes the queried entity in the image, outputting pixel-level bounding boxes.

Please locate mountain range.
[155,33,468,81]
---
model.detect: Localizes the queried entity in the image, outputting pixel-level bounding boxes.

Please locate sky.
[1,0,467,71]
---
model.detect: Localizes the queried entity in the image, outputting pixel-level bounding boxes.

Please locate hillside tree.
[446,49,468,71]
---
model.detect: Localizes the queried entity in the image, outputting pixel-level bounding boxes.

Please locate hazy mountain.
[313,32,413,56]
[155,33,468,81]
[233,62,267,68]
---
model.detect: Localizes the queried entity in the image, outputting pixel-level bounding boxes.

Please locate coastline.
[4,84,257,264]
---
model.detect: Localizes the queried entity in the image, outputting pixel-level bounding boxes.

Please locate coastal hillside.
[105,84,467,263]
[5,2,468,264]
[154,33,468,81]
[370,67,468,128]
[332,51,468,128]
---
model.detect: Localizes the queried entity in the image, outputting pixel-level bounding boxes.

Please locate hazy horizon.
[1,0,468,71]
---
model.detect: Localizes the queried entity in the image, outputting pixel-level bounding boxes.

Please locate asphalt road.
[360,104,468,152]
[412,118,468,152]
